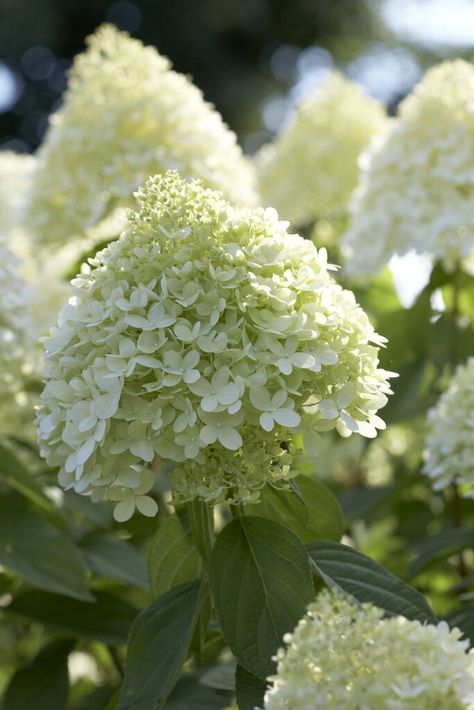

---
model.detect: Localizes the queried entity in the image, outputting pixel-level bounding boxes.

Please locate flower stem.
[188,499,214,564]
[448,265,468,578]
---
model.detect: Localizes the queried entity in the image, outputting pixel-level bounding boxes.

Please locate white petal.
[113,498,135,522]
[318,400,339,419]
[200,425,218,445]
[91,392,120,419]
[130,440,155,462]
[249,385,271,411]
[273,408,301,428]
[217,383,240,405]
[135,495,158,517]
[217,428,243,450]
[260,412,275,432]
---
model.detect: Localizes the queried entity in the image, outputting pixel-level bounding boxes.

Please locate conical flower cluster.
[37,171,393,521]
[423,357,474,496]
[343,60,474,274]
[257,73,387,228]
[264,590,474,709]
[27,24,257,250]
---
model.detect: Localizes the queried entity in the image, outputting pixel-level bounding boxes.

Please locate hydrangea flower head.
[264,589,474,709]
[27,24,257,249]
[0,151,34,238]
[257,73,387,227]
[37,171,393,521]
[0,237,35,435]
[423,357,474,496]
[343,60,474,274]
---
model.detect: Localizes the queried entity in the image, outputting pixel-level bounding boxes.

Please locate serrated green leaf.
[209,516,314,679]
[117,581,201,710]
[0,442,55,516]
[148,514,200,597]
[307,540,435,622]
[3,639,74,710]
[7,590,138,644]
[0,499,92,601]
[409,528,474,576]
[235,665,267,710]
[251,476,343,543]
[80,534,148,589]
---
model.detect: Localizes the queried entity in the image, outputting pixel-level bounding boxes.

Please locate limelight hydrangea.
[0,237,34,435]
[264,590,474,710]
[27,23,257,250]
[423,358,474,496]
[343,60,474,274]
[37,171,393,521]
[0,151,34,239]
[256,73,387,228]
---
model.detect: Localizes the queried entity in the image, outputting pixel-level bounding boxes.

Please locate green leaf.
[200,662,236,692]
[0,442,56,516]
[7,590,138,645]
[307,540,435,623]
[80,534,148,589]
[235,665,267,710]
[117,581,201,710]
[409,528,474,576]
[250,476,344,543]
[164,673,232,709]
[148,514,200,597]
[3,639,74,710]
[447,601,474,646]
[62,490,113,527]
[209,516,314,679]
[0,499,92,601]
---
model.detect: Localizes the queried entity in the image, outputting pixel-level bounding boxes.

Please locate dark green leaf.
[209,516,314,679]
[7,590,138,644]
[80,534,148,589]
[0,442,56,516]
[62,490,113,527]
[117,581,201,710]
[235,665,267,710]
[3,639,73,710]
[409,528,474,576]
[68,685,116,710]
[200,662,236,692]
[164,673,231,710]
[251,476,343,543]
[0,499,92,601]
[307,540,435,622]
[148,514,200,597]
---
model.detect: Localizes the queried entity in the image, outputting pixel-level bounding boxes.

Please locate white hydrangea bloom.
[256,73,387,228]
[264,590,474,710]
[37,171,393,521]
[0,151,35,239]
[343,60,474,274]
[0,237,35,435]
[26,24,257,250]
[423,358,474,496]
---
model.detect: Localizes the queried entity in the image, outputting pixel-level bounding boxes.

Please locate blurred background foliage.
[1,0,474,155]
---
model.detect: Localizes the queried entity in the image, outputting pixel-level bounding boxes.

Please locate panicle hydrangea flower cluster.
[264,589,474,710]
[256,73,387,228]
[37,171,393,521]
[0,151,35,239]
[26,24,257,250]
[423,357,474,496]
[0,237,35,435]
[343,60,474,274]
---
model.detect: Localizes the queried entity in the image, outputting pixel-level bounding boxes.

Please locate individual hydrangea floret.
[256,73,387,228]
[26,24,257,249]
[423,358,474,496]
[343,60,474,274]
[264,589,474,710]
[37,171,393,521]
